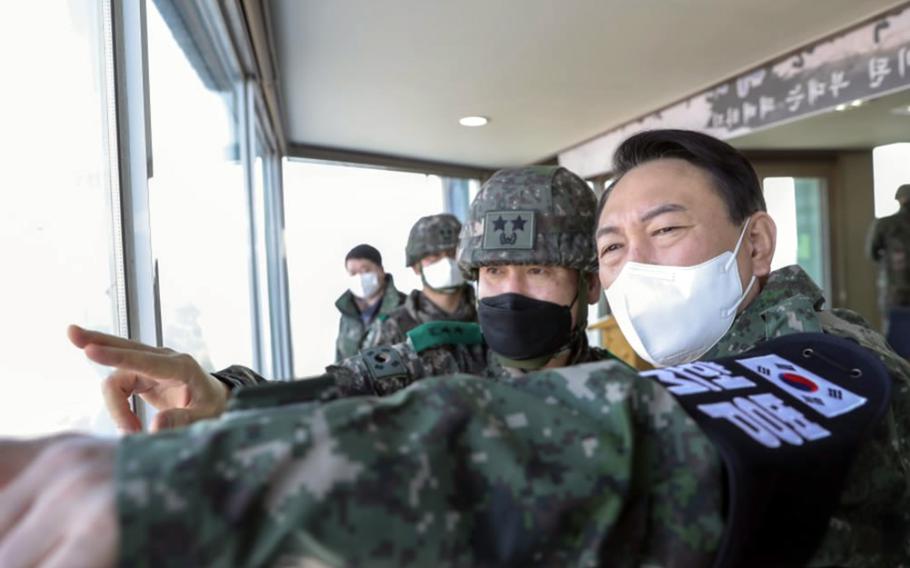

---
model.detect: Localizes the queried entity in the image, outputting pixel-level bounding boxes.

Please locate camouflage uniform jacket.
[362,285,478,348]
[866,203,910,312]
[334,274,406,362]
[703,264,910,567]
[117,349,724,567]
[213,326,612,403]
[114,265,908,566]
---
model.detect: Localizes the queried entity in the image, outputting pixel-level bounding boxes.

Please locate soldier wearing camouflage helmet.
[363,214,477,349]
[39,136,906,566]
[866,183,910,331]
[320,165,620,394]
[87,166,622,415]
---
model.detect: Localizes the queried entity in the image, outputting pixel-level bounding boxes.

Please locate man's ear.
[411,264,421,276]
[746,212,776,278]
[585,272,602,305]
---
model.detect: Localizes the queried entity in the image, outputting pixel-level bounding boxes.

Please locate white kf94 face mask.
[605,221,756,367]
[421,257,464,292]
[349,272,381,299]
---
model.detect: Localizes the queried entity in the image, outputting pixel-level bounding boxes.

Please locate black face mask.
[478,293,574,361]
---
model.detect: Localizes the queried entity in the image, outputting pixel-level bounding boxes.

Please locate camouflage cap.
[405,213,462,266]
[457,166,598,276]
[896,184,910,201]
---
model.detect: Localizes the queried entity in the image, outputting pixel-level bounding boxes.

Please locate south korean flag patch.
[736,354,866,418]
[640,332,893,568]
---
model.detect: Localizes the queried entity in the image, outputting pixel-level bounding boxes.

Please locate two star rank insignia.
[482,211,536,250]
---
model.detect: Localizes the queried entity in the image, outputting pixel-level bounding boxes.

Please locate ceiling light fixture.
[835,104,848,111]
[459,116,489,127]
[850,99,864,107]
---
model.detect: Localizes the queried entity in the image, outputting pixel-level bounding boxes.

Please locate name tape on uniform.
[642,354,867,450]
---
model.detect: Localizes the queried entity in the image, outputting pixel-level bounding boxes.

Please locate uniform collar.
[705,265,825,358]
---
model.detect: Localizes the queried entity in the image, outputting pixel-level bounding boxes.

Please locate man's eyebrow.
[595,225,618,239]
[640,203,687,223]
[595,203,688,239]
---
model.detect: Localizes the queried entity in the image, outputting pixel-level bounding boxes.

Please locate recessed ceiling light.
[835,104,848,111]
[850,99,863,107]
[459,116,489,127]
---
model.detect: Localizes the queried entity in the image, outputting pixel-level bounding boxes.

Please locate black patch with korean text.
[641,332,891,568]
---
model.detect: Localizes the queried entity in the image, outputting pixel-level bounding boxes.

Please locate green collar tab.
[407,321,483,353]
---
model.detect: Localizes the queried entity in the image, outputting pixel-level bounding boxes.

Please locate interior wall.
[748,151,880,329]
[831,151,880,328]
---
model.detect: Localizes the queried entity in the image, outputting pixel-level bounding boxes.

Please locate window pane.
[284,161,446,376]
[147,2,254,370]
[763,177,829,297]
[873,143,910,219]
[253,141,272,377]
[0,2,120,436]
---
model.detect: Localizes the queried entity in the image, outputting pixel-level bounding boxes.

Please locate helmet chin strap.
[490,271,590,371]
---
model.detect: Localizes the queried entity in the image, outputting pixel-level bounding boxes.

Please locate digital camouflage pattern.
[326,330,616,400]
[114,265,910,566]
[703,264,910,567]
[334,274,406,362]
[117,357,723,567]
[866,201,910,320]
[405,213,462,267]
[457,166,599,276]
[362,286,478,348]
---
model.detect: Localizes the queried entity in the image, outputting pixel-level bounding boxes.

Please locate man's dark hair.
[345,244,383,268]
[596,129,766,225]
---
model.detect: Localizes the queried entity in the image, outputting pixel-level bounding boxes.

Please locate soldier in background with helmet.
[866,183,910,332]
[76,165,621,424]
[327,164,620,393]
[363,213,477,349]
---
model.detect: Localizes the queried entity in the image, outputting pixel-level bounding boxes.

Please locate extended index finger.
[67,325,159,353]
[83,344,196,383]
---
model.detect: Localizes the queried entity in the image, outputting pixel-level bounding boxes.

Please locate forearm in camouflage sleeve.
[116,359,723,567]
[325,340,429,397]
[211,365,269,391]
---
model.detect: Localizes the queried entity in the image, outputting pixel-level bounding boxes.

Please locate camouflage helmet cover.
[457,166,598,276]
[405,213,462,266]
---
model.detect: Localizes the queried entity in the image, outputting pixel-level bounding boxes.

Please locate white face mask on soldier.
[349,271,380,299]
[605,220,756,367]
[421,257,464,292]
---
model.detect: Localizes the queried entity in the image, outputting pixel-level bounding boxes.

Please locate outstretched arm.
[68,325,235,433]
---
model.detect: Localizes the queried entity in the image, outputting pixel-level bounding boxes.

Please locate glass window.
[252,137,272,377]
[873,143,910,218]
[284,161,447,376]
[146,2,255,371]
[0,2,120,436]
[763,177,830,298]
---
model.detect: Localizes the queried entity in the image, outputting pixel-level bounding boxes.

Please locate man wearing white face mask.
[363,214,478,350]
[596,129,910,567]
[334,244,406,362]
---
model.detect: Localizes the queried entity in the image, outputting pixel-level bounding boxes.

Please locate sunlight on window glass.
[284,160,445,376]
[0,2,120,437]
[873,143,910,219]
[763,176,829,299]
[147,3,255,371]
[763,177,799,271]
[253,148,272,377]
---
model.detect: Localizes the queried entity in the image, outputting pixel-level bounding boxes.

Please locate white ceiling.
[269,0,907,169]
